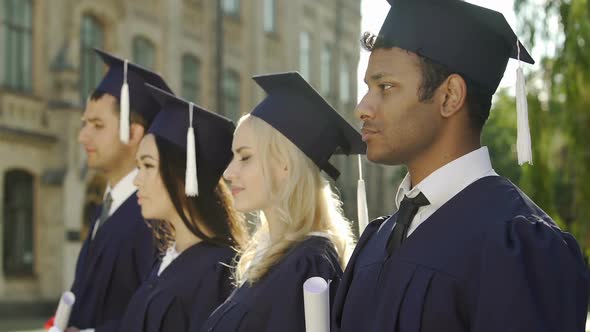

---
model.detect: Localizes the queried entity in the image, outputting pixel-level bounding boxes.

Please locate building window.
[223,69,240,121]
[3,170,34,276]
[320,45,332,95]
[1,0,33,91]
[132,36,156,70]
[80,14,104,103]
[181,54,201,102]
[339,60,351,104]
[299,32,311,81]
[222,0,240,16]
[263,0,276,33]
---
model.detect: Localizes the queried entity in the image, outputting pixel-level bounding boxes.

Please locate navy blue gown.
[69,194,155,332]
[332,176,589,332]
[200,236,342,332]
[118,242,235,332]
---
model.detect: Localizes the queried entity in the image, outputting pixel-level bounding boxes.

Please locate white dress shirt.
[158,243,181,276]
[380,147,498,236]
[90,168,138,236]
[82,169,138,332]
[104,168,139,217]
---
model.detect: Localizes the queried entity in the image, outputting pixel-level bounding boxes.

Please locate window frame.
[3,169,35,277]
[263,0,276,33]
[320,45,332,95]
[222,0,240,17]
[339,59,351,104]
[79,14,104,103]
[222,69,241,121]
[181,54,201,102]
[299,31,311,81]
[1,0,33,92]
[132,36,156,70]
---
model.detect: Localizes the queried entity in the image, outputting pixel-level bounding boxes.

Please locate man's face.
[78,94,128,172]
[357,47,442,165]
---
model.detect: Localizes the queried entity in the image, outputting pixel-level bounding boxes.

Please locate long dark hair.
[150,135,246,255]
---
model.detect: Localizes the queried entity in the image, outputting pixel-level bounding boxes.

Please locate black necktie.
[92,192,113,240]
[386,192,430,256]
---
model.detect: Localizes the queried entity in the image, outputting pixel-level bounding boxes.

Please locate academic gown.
[118,242,235,332]
[69,194,155,332]
[201,236,342,332]
[332,176,589,332]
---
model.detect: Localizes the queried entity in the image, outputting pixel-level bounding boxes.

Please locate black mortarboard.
[94,49,173,141]
[378,0,535,94]
[146,84,235,195]
[250,71,366,180]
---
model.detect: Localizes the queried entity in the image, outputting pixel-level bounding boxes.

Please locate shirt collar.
[164,242,180,259]
[395,147,494,210]
[105,168,138,204]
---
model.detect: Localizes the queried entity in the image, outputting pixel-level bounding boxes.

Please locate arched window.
[181,54,201,102]
[132,36,156,70]
[3,170,34,276]
[80,14,104,102]
[2,0,33,91]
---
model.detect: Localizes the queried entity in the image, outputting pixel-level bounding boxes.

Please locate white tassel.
[515,41,533,165]
[185,103,199,196]
[119,60,130,144]
[357,155,369,234]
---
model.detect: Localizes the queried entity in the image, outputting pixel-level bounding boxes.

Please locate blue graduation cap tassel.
[185,102,199,196]
[119,59,130,144]
[357,155,369,234]
[515,41,532,165]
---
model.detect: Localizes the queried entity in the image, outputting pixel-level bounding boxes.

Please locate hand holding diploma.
[303,277,330,332]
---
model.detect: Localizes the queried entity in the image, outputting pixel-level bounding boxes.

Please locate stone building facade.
[0,0,397,311]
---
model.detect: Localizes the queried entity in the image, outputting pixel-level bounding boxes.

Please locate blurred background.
[0,0,588,330]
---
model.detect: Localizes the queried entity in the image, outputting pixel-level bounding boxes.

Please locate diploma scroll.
[303,277,330,332]
[48,291,76,332]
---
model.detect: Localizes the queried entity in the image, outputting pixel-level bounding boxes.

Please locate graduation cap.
[94,48,173,144]
[378,0,534,93]
[145,84,235,196]
[376,0,534,165]
[251,72,366,181]
[251,72,369,232]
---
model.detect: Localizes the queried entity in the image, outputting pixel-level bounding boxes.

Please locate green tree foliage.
[485,0,590,251]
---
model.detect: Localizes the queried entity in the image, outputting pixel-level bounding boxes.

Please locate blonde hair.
[234,114,355,286]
